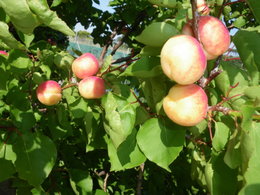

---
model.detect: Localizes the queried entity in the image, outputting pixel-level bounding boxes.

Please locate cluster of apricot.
[36,53,105,106]
[161,15,230,126]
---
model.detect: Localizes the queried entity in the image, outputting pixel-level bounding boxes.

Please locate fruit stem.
[61,83,78,90]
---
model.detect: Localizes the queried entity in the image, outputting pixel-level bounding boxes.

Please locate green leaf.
[244,86,260,106]
[233,29,260,86]
[51,0,63,7]
[241,103,255,132]
[100,55,112,74]
[224,128,242,169]
[136,118,185,171]
[0,159,16,182]
[102,92,136,148]
[0,22,26,50]
[69,97,88,119]
[120,56,163,78]
[141,76,168,113]
[13,132,57,186]
[17,31,35,48]
[106,129,146,171]
[0,0,40,34]
[214,61,249,110]
[8,49,33,72]
[140,46,161,57]
[69,169,93,195]
[239,122,260,195]
[54,51,74,69]
[246,0,260,24]
[212,122,230,152]
[10,109,36,132]
[205,153,238,195]
[135,22,179,47]
[233,16,246,28]
[148,0,177,8]
[27,0,75,36]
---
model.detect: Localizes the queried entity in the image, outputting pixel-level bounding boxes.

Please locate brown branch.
[136,163,145,195]
[99,26,121,64]
[198,55,223,88]
[217,0,227,19]
[191,0,200,41]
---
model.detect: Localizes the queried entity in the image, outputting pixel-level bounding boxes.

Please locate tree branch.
[136,163,145,195]
[198,55,223,88]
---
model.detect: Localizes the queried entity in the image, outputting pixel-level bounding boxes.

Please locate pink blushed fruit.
[78,76,105,99]
[0,50,8,56]
[72,53,99,79]
[160,35,207,85]
[163,84,208,126]
[36,80,62,106]
[182,16,230,60]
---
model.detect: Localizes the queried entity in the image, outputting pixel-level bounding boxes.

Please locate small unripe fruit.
[78,76,105,99]
[182,16,230,60]
[36,80,62,106]
[160,35,207,85]
[72,53,99,79]
[163,84,208,126]
[196,0,210,15]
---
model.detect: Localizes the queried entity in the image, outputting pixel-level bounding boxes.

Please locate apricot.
[182,16,230,60]
[36,80,62,106]
[163,84,208,126]
[72,53,99,79]
[160,35,207,85]
[78,76,105,99]
[0,50,8,56]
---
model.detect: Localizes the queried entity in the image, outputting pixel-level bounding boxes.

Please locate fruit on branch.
[160,35,207,85]
[0,50,8,56]
[196,0,210,15]
[36,80,62,106]
[72,53,99,79]
[78,76,105,99]
[182,16,230,60]
[163,84,208,126]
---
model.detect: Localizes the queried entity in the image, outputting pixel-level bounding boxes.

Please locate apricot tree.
[0,0,259,194]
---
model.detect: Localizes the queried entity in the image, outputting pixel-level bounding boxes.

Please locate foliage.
[0,0,260,194]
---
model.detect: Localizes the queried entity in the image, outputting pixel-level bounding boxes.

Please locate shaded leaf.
[13,132,57,186]
[137,118,185,171]
[233,29,260,86]
[102,92,136,148]
[106,129,146,171]
[120,56,163,78]
[27,0,75,36]
[0,0,40,34]
[0,22,26,49]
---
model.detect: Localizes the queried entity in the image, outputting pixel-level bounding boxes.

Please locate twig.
[103,172,109,193]
[190,0,200,41]
[136,163,145,195]
[61,83,78,90]
[198,55,223,88]
[224,57,241,61]
[224,0,245,6]
[99,26,121,64]
[217,0,227,19]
